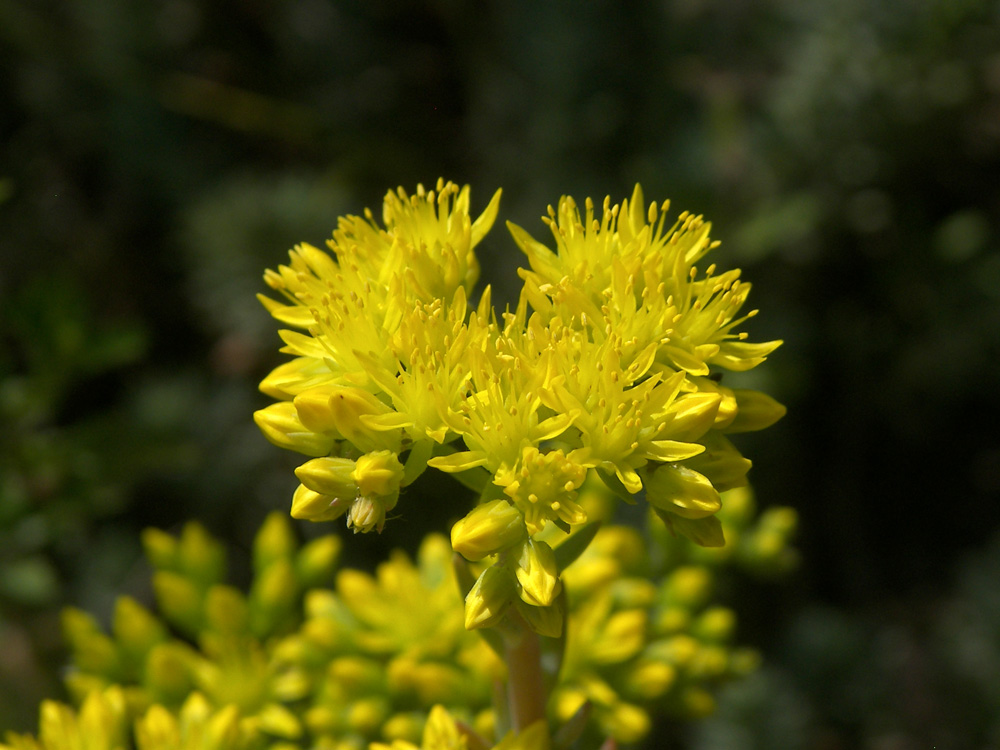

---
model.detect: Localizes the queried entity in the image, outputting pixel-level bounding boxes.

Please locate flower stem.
[503,616,547,732]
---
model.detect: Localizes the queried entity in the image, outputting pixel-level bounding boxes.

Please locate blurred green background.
[2,0,1000,746]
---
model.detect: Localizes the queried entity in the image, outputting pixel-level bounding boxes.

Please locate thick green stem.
[503,617,547,732]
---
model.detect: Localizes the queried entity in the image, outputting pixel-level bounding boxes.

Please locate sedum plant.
[3,181,792,750]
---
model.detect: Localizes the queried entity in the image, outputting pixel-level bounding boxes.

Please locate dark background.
[2,0,1000,746]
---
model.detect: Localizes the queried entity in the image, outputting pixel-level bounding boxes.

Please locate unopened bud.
[464,564,514,629]
[253,512,297,572]
[451,500,525,561]
[290,484,351,522]
[294,457,358,498]
[353,450,405,497]
[254,401,335,457]
[347,494,396,534]
[645,464,721,519]
[515,539,560,607]
[725,389,787,434]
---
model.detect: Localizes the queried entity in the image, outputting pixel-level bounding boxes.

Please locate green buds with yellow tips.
[61,607,120,676]
[515,539,561,607]
[144,642,197,704]
[253,512,298,571]
[645,464,721,520]
[296,535,342,588]
[347,493,397,534]
[464,564,516,630]
[151,571,204,636]
[290,484,350,522]
[451,500,526,561]
[294,452,404,533]
[662,567,713,611]
[112,596,166,665]
[204,586,249,637]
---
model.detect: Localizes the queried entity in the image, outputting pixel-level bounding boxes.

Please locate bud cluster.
[19,487,796,750]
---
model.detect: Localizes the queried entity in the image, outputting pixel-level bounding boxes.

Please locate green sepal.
[654,508,726,547]
[452,553,505,660]
[596,467,639,504]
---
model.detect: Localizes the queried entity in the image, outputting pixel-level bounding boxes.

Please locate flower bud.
[176,523,225,588]
[624,660,676,700]
[451,500,526,561]
[686,436,752,492]
[258,703,303,740]
[724,389,787,434]
[290,484,350,522]
[345,697,388,736]
[382,712,424,743]
[346,493,397,534]
[112,596,166,660]
[645,464,721,519]
[151,571,203,635]
[297,385,398,451]
[141,528,177,570]
[464,564,515,629]
[515,539,560,607]
[204,585,248,636]
[296,536,341,587]
[663,392,723,442]
[62,608,118,675]
[249,558,297,634]
[662,566,713,610]
[145,642,195,703]
[605,702,650,744]
[253,512,297,572]
[589,610,647,664]
[254,402,335,457]
[353,450,405,497]
[693,606,735,643]
[294,457,358,498]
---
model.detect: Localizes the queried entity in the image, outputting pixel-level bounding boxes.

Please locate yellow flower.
[509,185,782,377]
[492,447,587,535]
[258,181,785,551]
[134,692,261,750]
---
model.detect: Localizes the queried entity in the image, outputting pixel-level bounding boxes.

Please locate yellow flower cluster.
[0,687,260,750]
[547,485,796,746]
[55,516,500,750]
[9,490,795,750]
[254,179,785,636]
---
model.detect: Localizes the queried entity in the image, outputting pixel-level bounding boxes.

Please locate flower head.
[257,180,785,564]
